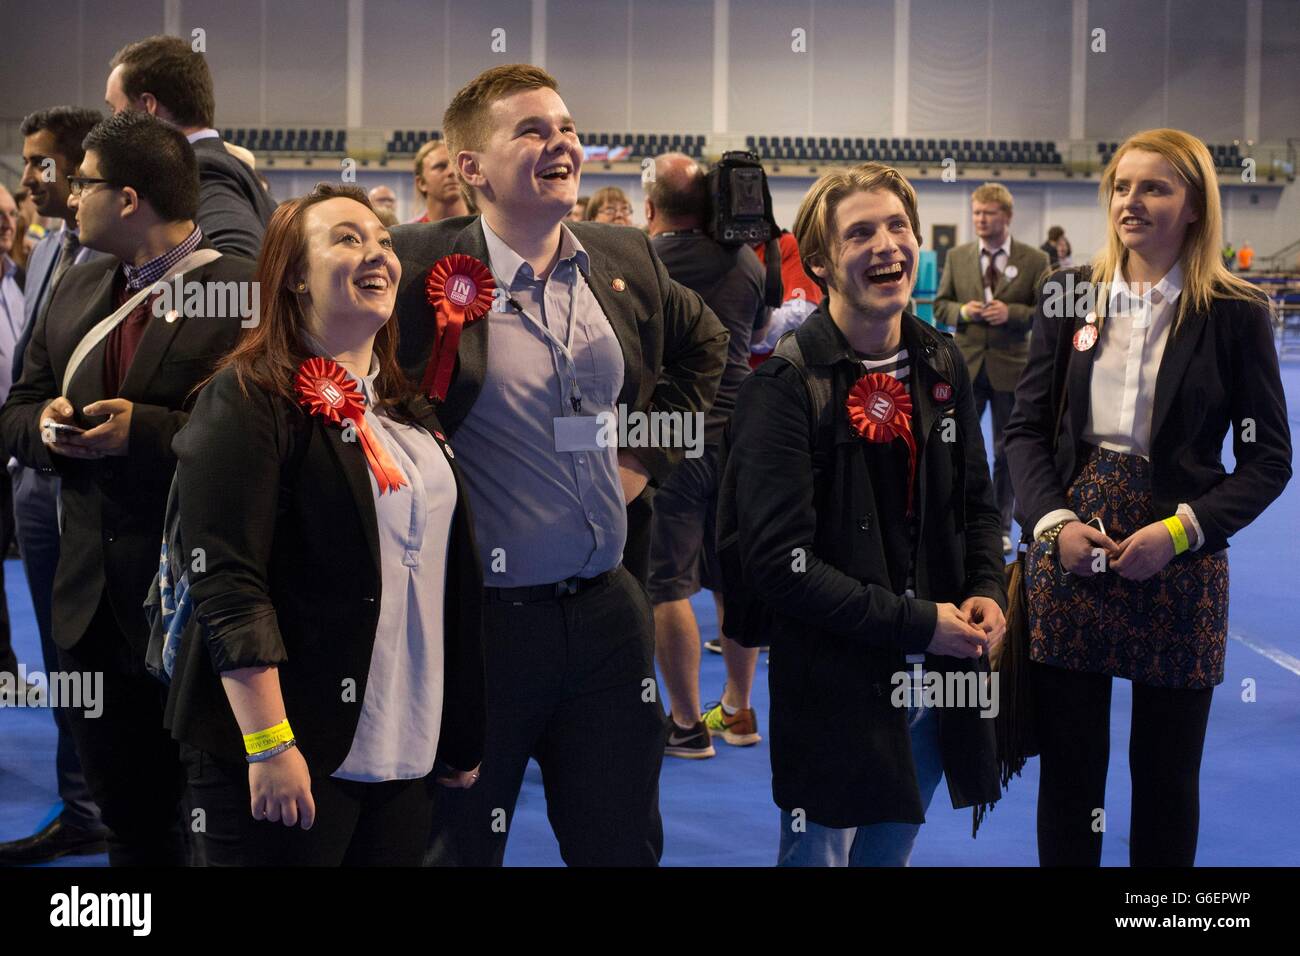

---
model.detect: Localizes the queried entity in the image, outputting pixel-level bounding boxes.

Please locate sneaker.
[665,718,715,759]
[701,702,762,746]
[703,639,723,654]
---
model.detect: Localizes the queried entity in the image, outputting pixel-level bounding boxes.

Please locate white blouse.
[1033,264,1204,549]
[332,360,459,782]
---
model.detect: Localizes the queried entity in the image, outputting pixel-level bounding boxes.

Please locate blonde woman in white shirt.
[1005,128,1292,867]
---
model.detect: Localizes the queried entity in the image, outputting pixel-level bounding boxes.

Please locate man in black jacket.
[0,112,254,865]
[391,64,727,866]
[106,35,275,259]
[724,163,1006,865]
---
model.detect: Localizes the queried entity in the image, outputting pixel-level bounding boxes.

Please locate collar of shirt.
[480,216,590,288]
[302,330,383,406]
[122,226,204,291]
[1109,261,1184,313]
[186,128,221,144]
[981,235,1012,260]
[1,255,15,281]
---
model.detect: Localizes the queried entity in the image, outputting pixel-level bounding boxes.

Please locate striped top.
[858,348,924,666]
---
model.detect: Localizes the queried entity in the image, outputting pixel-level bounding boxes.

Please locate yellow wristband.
[243,719,294,755]
[1162,516,1189,556]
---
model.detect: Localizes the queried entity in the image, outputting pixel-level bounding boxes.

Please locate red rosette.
[423,254,496,401]
[295,357,408,495]
[846,372,918,516]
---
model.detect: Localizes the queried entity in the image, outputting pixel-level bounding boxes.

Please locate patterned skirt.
[1026,445,1229,689]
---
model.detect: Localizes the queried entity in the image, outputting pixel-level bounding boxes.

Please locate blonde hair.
[971,182,1014,214]
[585,186,631,221]
[792,162,921,292]
[413,140,447,198]
[1093,128,1266,326]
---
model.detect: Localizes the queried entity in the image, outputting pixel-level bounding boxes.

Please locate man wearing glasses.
[0,111,254,865]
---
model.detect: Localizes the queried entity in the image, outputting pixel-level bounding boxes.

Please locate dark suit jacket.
[163,368,485,775]
[728,309,1004,826]
[191,136,277,260]
[0,243,255,651]
[933,238,1052,391]
[13,227,113,383]
[1005,266,1292,553]
[389,216,729,577]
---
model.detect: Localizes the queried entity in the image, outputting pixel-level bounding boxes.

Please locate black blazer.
[0,244,254,651]
[389,217,728,486]
[389,216,728,582]
[1005,266,1292,552]
[163,366,486,776]
[191,136,277,260]
[728,308,1005,826]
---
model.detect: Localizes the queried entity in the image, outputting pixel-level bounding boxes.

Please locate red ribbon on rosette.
[846,372,918,516]
[423,254,495,402]
[295,357,408,495]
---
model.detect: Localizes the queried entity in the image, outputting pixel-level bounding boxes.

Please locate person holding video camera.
[643,152,768,758]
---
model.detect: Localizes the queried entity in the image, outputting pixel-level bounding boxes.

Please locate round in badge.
[1085,311,1097,325]
[1073,324,1098,351]
[931,382,953,403]
[1004,264,1018,280]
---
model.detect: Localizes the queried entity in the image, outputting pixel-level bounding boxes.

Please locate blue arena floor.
[3,362,1298,867]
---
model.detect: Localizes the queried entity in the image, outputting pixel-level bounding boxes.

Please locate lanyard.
[498,263,587,414]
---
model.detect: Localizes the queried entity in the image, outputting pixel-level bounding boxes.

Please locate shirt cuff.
[1175,503,1205,551]
[1033,508,1079,540]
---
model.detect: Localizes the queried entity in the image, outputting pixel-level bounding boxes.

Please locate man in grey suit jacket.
[106,35,275,259]
[934,183,1050,549]
[0,106,113,866]
[391,64,727,866]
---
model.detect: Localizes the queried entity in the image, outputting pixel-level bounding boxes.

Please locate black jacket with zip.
[726,306,1005,827]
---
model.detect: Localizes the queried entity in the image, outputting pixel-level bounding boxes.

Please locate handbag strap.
[61,247,222,396]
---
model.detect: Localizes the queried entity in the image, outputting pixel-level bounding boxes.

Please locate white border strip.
[1231,632,1300,678]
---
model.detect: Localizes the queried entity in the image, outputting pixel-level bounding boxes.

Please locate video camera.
[705,150,784,308]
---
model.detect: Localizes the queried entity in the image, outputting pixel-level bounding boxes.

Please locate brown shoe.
[701,702,762,746]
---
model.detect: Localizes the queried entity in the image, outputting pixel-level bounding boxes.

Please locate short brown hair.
[413,139,446,180]
[971,182,1014,214]
[585,186,631,221]
[111,35,215,129]
[792,162,921,292]
[442,64,558,193]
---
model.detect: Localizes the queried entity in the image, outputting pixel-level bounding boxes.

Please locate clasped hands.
[962,299,1010,326]
[1056,519,1181,582]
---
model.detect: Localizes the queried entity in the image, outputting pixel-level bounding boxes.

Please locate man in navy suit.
[0,107,113,865]
[105,35,275,259]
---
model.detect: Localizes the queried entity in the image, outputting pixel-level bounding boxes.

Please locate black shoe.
[0,816,109,866]
[664,718,715,759]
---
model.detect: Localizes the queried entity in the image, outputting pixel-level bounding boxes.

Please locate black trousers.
[972,364,1015,539]
[56,592,186,866]
[181,744,437,866]
[12,465,104,832]
[1032,661,1214,866]
[427,566,666,866]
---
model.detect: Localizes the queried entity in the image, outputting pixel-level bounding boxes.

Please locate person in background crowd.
[934,182,1051,554]
[643,152,768,759]
[0,106,113,866]
[412,141,469,223]
[748,227,824,369]
[105,34,275,259]
[369,185,398,218]
[585,186,633,225]
[165,184,484,865]
[567,195,589,222]
[0,185,23,694]
[0,112,254,865]
[11,188,41,272]
[1006,128,1291,867]
[1041,225,1066,269]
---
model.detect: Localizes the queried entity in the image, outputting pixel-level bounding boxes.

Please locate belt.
[484,568,618,605]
